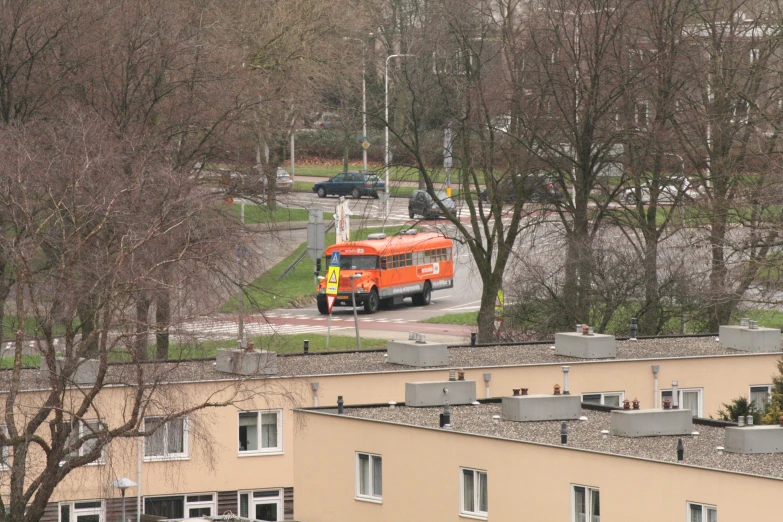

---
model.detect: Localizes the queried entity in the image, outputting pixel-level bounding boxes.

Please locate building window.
[239,490,283,521]
[144,494,215,520]
[688,502,717,522]
[582,392,624,408]
[635,101,649,126]
[460,468,488,519]
[144,417,188,460]
[238,410,282,454]
[355,452,382,502]
[661,388,703,417]
[572,485,599,522]
[61,420,105,465]
[59,501,103,522]
[750,385,772,410]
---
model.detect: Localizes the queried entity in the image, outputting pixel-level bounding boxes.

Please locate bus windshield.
[338,255,379,270]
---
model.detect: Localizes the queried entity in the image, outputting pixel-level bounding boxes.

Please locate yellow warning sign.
[326,266,340,295]
[495,289,504,316]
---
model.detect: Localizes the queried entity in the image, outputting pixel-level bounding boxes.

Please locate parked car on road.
[312,171,385,199]
[276,167,293,193]
[622,178,703,205]
[480,173,564,203]
[408,190,456,219]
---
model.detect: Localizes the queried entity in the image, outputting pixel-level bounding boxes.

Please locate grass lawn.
[231,204,333,224]
[420,312,478,325]
[223,225,408,312]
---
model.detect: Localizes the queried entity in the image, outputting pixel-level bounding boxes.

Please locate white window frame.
[635,100,650,126]
[661,388,703,417]
[687,501,717,521]
[184,493,216,518]
[355,452,382,503]
[571,484,599,522]
[0,425,8,471]
[749,385,772,409]
[59,500,104,522]
[581,392,625,407]
[60,420,105,466]
[460,467,488,520]
[143,416,189,462]
[238,409,283,456]
[238,489,283,521]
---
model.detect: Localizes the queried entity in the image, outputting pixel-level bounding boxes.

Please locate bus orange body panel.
[316,232,454,313]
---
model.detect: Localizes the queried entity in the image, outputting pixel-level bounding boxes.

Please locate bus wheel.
[363,289,379,314]
[413,282,432,306]
[317,299,329,315]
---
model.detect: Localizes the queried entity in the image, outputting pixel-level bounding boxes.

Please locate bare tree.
[0,110,265,522]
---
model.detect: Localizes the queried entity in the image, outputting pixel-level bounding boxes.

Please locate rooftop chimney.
[630,318,638,341]
[560,422,568,445]
[677,439,684,463]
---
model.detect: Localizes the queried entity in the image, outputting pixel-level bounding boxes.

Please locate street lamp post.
[385,53,415,220]
[344,37,371,172]
[110,478,137,522]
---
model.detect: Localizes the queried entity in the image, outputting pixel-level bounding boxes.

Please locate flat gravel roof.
[342,403,783,479]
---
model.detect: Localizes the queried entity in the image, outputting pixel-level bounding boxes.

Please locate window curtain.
[690,504,703,522]
[462,469,475,512]
[144,417,164,456]
[372,456,383,496]
[573,486,586,522]
[167,418,185,454]
[590,488,600,522]
[682,391,699,416]
[262,413,277,448]
[603,395,620,408]
[358,454,370,495]
[478,472,488,513]
[707,507,717,522]
[239,413,258,451]
[750,387,769,409]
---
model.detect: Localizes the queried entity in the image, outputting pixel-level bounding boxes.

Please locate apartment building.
[294,399,782,521]
[22,329,783,522]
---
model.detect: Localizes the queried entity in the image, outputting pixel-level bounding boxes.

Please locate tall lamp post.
[385,53,415,219]
[344,36,372,172]
[110,478,137,522]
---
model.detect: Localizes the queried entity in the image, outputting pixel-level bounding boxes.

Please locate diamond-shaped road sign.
[362,140,370,150]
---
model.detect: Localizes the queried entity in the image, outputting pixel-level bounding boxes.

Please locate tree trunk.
[135,293,151,361]
[640,225,660,336]
[77,296,99,358]
[343,128,350,173]
[707,206,729,331]
[477,279,501,344]
[155,287,170,360]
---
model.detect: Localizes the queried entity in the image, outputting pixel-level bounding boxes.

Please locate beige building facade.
[12,336,782,522]
[294,406,782,521]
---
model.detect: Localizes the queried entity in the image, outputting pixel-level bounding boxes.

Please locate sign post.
[325,252,341,349]
[494,286,504,338]
[443,126,453,197]
[307,209,325,286]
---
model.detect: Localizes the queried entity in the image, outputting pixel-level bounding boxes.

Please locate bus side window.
[425,250,430,263]
[406,253,413,266]
[381,257,387,270]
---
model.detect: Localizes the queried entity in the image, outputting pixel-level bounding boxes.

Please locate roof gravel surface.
[345,404,783,479]
[4,337,777,391]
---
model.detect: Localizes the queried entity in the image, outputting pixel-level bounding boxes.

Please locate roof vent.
[610,409,692,437]
[367,233,387,240]
[554,331,616,359]
[387,338,446,367]
[40,357,100,386]
[724,426,783,454]
[406,380,476,407]
[502,394,581,422]
[215,348,278,376]
[718,323,781,352]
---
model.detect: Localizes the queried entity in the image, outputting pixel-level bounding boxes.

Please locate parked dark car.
[313,171,385,199]
[480,174,564,203]
[408,190,456,219]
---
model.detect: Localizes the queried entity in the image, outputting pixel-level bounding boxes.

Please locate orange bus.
[316,230,455,314]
